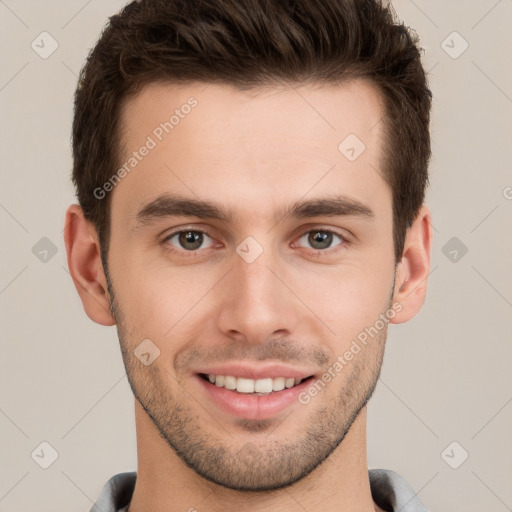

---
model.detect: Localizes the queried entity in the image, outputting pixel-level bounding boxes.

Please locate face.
[105,79,397,491]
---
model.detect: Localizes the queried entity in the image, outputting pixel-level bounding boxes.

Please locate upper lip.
[195,362,316,380]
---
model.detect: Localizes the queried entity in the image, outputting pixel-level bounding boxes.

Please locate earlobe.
[63,204,116,326]
[389,204,433,324]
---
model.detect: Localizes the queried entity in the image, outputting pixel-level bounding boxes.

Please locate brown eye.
[296,229,345,252]
[309,231,333,250]
[164,230,213,251]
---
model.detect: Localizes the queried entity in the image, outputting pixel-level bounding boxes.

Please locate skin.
[64,79,432,512]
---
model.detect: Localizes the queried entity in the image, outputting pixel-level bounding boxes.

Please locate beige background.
[1,1,511,511]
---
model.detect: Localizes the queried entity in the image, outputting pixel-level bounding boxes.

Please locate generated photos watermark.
[93,96,198,200]
[298,301,403,405]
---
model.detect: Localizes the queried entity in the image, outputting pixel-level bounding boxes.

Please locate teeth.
[272,377,285,391]
[207,374,305,394]
[223,375,237,390]
[236,377,254,393]
[254,378,273,393]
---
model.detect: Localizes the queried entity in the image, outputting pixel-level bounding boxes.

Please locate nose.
[216,244,300,345]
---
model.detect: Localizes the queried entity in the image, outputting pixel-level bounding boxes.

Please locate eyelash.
[161,226,351,259]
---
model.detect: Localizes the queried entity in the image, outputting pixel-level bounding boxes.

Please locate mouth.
[198,373,315,395]
[195,372,316,420]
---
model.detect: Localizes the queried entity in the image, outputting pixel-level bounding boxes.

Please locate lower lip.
[195,375,314,420]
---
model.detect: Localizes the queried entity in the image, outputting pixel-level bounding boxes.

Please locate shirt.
[89,468,428,512]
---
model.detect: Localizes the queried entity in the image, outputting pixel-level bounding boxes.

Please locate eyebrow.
[131,193,375,230]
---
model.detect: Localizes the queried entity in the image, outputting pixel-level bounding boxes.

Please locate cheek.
[112,259,220,340]
[110,228,395,348]
[301,261,394,342]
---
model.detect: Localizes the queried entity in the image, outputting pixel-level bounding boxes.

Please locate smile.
[200,373,309,395]
[196,373,316,420]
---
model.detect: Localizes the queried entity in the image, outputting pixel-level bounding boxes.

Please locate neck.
[128,401,382,512]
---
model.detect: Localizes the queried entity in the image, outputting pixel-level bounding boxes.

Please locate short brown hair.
[71,0,432,266]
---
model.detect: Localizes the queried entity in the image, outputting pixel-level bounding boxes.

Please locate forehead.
[113,79,389,228]
[119,78,384,151]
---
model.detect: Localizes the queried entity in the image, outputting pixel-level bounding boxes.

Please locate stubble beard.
[105,268,390,492]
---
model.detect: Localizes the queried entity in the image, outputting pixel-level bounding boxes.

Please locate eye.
[163,229,215,252]
[161,227,349,259]
[295,229,346,252]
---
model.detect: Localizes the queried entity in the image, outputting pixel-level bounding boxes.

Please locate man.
[64,0,433,510]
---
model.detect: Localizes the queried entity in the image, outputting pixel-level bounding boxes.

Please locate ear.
[389,204,433,324]
[63,204,116,326]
